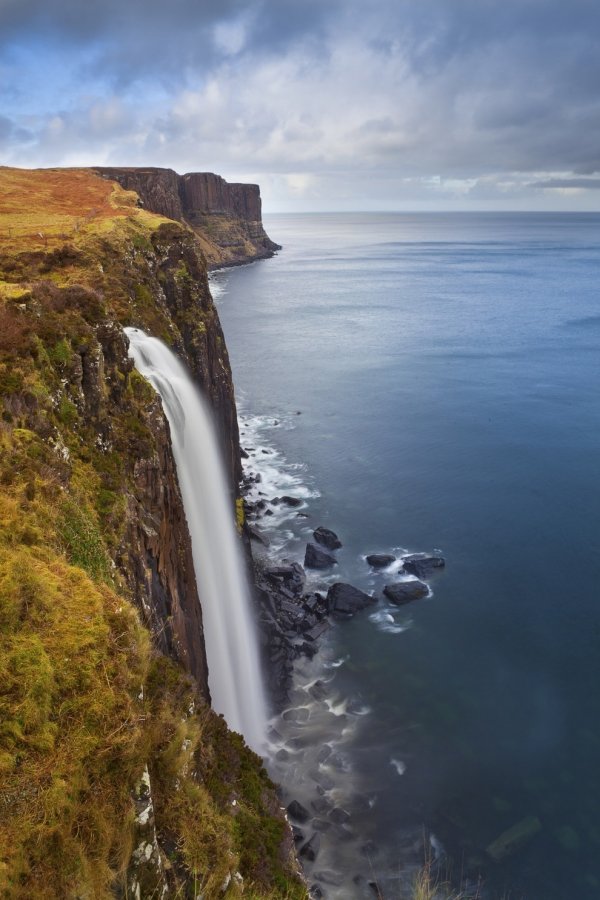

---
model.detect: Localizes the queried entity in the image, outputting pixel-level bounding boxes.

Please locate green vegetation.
[0,167,305,899]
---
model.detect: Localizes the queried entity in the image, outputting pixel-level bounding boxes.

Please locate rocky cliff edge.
[95,167,281,268]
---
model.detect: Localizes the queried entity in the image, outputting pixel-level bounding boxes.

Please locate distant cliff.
[95,167,281,268]
[0,166,303,899]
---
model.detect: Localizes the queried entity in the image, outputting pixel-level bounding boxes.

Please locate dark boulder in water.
[366,553,396,568]
[313,526,342,550]
[383,580,428,604]
[402,553,445,578]
[299,832,321,862]
[280,495,303,507]
[287,799,311,823]
[327,582,376,615]
[305,543,337,569]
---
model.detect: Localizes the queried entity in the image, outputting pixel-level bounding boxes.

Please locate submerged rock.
[486,815,542,861]
[366,553,396,568]
[402,553,445,579]
[305,543,337,569]
[313,526,342,550]
[327,582,376,615]
[383,580,428,605]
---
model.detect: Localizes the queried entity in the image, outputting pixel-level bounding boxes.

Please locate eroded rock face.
[95,166,281,267]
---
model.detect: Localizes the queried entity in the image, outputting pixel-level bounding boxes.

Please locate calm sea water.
[212,213,600,899]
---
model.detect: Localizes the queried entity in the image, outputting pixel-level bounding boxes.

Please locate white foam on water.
[390,758,407,776]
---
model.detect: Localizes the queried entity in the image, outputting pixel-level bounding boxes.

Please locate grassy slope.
[0,167,305,899]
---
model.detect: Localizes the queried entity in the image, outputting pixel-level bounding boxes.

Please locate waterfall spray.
[126,327,267,752]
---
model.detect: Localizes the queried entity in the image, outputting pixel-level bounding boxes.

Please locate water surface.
[212,212,600,899]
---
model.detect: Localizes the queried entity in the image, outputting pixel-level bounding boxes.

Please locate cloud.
[1,0,600,208]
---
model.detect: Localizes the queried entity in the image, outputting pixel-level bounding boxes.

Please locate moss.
[235,497,245,532]
[58,496,113,584]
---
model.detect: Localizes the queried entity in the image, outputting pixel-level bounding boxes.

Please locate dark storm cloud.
[0,0,340,84]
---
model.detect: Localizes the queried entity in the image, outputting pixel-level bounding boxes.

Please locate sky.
[1,0,599,211]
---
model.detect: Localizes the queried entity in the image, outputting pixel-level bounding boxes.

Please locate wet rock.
[366,553,396,568]
[300,833,321,862]
[486,815,542,861]
[312,683,330,703]
[309,885,324,899]
[383,580,428,605]
[246,524,269,546]
[312,819,333,833]
[327,582,376,615]
[280,495,303,507]
[401,553,445,579]
[329,807,350,825]
[305,543,337,569]
[275,748,290,762]
[305,621,330,642]
[313,526,342,550]
[292,826,305,845]
[314,870,343,886]
[287,799,311,823]
[283,707,310,723]
[311,797,332,815]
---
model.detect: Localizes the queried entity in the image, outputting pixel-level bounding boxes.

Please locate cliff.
[0,167,303,899]
[95,167,281,268]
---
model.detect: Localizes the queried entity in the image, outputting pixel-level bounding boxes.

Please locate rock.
[314,870,343,886]
[312,819,333,833]
[383,580,428,605]
[401,553,445,579]
[305,621,330,642]
[329,807,350,825]
[366,553,396,568]
[300,833,321,862]
[246,524,269,546]
[305,543,337,569]
[327,582,375,615]
[275,748,290,762]
[287,799,311,823]
[486,815,542,861]
[280,495,303,507]
[313,526,342,550]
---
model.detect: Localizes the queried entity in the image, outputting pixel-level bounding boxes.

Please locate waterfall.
[125,327,267,753]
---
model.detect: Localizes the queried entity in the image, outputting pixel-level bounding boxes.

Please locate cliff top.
[0,166,169,259]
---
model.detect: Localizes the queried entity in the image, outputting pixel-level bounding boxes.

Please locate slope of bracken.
[0,167,305,899]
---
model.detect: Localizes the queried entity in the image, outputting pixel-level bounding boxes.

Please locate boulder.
[299,833,321,862]
[305,543,337,569]
[327,582,375,615]
[280,495,303,507]
[313,526,342,550]
[287,799,311,823]
[366,553,396,568]
[383,580,428,605]
[402,553,445,579]
[486,815,542,861]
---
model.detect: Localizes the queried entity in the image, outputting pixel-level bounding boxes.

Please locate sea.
[210,212,600,900]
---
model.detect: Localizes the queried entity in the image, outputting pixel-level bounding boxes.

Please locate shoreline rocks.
[327,583,376,617]
[383,580,428,605]
[313,526,342,550]
[402,553,445,579]
[304,542,337,569]
[366,553,396,568]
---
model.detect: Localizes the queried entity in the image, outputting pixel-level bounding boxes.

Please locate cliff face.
[0,167,303,899]
[95,166,281,268]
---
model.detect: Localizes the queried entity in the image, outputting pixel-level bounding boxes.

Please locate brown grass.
[0,166,164,254]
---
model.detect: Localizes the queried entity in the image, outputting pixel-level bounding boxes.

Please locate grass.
[0,165,306,899]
